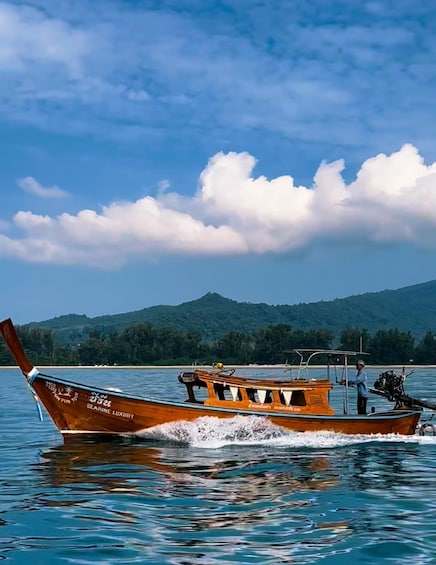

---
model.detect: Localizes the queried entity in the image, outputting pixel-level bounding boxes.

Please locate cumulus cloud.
[1,144,436,267]
[18,176,69,198]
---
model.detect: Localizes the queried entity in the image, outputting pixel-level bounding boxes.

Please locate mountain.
[26,280,436,346]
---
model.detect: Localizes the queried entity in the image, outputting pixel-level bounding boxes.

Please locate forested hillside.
[25,280,436,347]
[2,280,436,365]
[1,321,433,366]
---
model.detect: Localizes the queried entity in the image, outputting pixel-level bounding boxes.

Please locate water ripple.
[0,368,435,564]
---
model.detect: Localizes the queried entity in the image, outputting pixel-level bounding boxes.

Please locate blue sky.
[1,0,436,324]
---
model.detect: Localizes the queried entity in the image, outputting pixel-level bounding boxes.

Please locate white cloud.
[126,89,150,102]
[1,0,435,150]
[157,180,171,195]
[0,2,89,74]
[2,144,436,266]
[18,176,69,198]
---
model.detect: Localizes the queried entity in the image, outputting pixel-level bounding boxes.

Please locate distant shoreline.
[1,364,436,370]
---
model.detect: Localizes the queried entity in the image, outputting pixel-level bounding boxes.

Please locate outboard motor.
[373,370,406,403]
[372,370,436,412]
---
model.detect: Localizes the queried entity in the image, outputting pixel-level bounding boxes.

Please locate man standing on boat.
[349,360,369,415]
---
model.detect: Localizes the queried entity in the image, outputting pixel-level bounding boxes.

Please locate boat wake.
[134,415,436,448]
[136,415,284,447]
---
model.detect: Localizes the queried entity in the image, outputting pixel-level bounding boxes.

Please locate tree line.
[1,322,436,366]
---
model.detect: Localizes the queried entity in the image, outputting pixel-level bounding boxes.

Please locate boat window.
[214,383,226,400]
[247,388,257,402]
[278,390,307,406]
[290,390,306,406]
[246,388,273,404]
[213,383,241,401]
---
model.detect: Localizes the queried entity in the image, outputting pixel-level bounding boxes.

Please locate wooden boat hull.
[30,373,421,437]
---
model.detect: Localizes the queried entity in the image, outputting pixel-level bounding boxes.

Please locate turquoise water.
[1,367,435,564]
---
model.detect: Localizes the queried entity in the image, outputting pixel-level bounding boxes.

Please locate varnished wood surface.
[31,373,420,437]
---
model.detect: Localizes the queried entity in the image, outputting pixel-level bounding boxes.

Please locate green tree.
[214,331,254,364]
[370,329,415,364]
[303,329,334,349]
[339,328,371,353]
[121,323,155,364]
[252,324,295,364]
[77,331,109,365]
[414,331,436,364]
[16,326,57,364]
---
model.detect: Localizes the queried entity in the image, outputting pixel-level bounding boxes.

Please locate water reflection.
[36,439,339,493]
[15,438,435,564]
[37,440,166,485]
[2,369,435,564]
[34,440,340,517]
[31,438,349,564]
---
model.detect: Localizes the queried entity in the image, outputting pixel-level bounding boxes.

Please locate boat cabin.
[178,368,335,415]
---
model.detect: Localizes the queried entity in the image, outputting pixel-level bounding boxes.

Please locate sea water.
[0,367,435,564]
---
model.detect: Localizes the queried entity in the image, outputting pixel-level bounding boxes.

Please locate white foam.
[134,415,436,448]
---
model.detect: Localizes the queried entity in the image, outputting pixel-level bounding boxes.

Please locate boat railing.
[286,349,370,415]
[287,349,367,380]
[191,360,235,377]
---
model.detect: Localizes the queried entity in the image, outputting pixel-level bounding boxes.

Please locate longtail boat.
[0,317,425,440]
